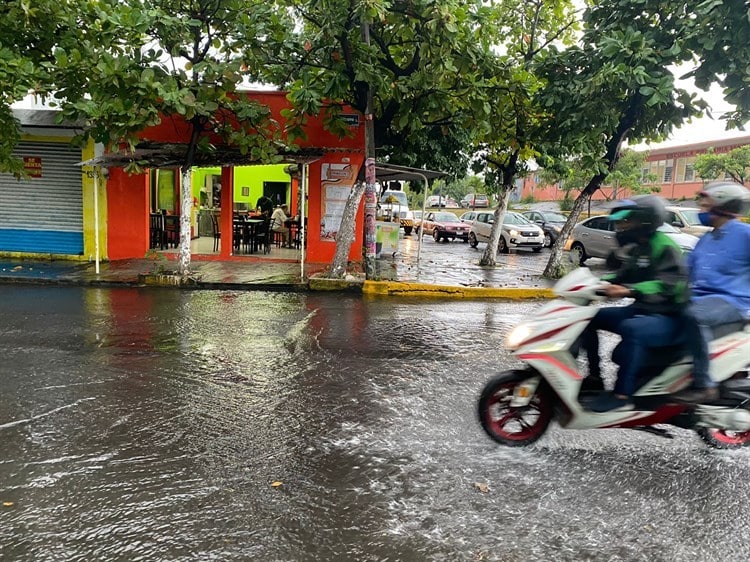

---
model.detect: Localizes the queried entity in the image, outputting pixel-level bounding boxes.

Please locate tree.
[536,0,711,278]
[48,0,290,276]
[694,146,750,185]
[0,1,80,176]
[468,0,579,266]
[259,0,505,277]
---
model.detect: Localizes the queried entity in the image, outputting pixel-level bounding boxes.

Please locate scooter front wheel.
[696,428,750,449]
[478,369,554,447]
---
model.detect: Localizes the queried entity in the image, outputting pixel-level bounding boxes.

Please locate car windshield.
[658,223,678,233]
[542,212,567,222]
[435,213,460,222]
[504,213,532,225]
[380,191,408,206]
[679,208,702,226]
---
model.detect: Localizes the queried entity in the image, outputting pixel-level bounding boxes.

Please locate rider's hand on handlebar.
[597,284,633,299]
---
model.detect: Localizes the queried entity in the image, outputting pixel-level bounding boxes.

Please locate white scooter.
[477,268,750,449]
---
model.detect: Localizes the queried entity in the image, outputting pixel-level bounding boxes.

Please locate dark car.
[419,211,471,242]
[522,210,568,247]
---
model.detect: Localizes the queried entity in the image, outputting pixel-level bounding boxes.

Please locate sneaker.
[589,392,633,413]
[672,386,720,403]
[580,376,605,392]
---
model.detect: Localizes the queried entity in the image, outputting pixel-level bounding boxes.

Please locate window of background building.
[684,162,695,182]
[663,159,673,183]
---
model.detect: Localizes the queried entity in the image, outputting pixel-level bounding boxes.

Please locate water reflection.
[0,287,749,561]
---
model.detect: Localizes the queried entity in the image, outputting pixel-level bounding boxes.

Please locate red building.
[520,135,750,202]
[104,91,366,265]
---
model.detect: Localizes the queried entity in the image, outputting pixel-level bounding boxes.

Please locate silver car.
[568,215,699,265]
[468,211,544,253]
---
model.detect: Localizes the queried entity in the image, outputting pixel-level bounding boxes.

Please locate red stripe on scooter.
[710,339,747,360]
[518,353,583,380]
[601,404,688,428]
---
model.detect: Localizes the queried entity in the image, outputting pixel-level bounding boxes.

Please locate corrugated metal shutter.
[0,141,83,254]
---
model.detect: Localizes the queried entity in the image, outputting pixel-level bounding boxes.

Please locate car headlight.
[507,324,531,349]
[509,229,519,237]
[552,225,562,232]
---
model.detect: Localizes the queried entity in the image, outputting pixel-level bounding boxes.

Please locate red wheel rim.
[707,429,750,446]
[483,381,552,441]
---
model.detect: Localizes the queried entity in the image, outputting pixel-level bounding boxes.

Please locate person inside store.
[256,194,274,217]
[270,204,292,248]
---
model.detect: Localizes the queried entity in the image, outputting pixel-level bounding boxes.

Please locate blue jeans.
[582,306,682,396]
[682,297,745,389]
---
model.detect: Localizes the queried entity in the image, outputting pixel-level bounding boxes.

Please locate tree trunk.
[542,190,592,278]
[177,167,193,276]
[328,180,367,278]
[478,189,512,266]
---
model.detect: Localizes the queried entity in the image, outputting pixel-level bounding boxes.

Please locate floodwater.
[1,286,749,561]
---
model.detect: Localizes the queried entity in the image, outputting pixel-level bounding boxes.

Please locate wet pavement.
[1,286,749,561]
[0,233,589,292]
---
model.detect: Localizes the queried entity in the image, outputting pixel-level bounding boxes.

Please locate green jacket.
[602,231,689,315]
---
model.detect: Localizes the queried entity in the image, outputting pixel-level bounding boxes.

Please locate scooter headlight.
[507,324,532,349]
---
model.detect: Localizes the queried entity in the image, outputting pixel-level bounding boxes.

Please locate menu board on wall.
[320,163,357,241]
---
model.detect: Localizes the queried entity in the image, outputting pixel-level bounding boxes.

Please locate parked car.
[568,215,699,265]
[461,193,491,208]
[418,211,471,242]
[378,190,414,235]
[522,210,568,247]
[468,211,544,253]
[459,210,478,223]
[426,195,459,208]
[665,205,712,237]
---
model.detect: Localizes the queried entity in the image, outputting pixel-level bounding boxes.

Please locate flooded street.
[1,286,749,561]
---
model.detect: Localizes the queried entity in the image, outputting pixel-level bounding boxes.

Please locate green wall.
[192,164,290,209]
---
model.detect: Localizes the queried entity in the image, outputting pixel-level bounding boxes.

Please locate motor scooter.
[477,268,750,449]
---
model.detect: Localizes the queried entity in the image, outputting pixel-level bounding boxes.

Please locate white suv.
[468,211,544,253]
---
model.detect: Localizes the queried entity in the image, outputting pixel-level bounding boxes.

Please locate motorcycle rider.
[672,181,750,402]
[581,195,690,412]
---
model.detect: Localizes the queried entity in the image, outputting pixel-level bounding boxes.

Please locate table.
[233,218,266,254]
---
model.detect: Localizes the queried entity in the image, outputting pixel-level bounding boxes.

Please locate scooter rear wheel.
[696,428,750,449]
[478,369,554,447]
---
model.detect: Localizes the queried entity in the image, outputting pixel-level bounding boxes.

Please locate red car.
[418,211,471,242]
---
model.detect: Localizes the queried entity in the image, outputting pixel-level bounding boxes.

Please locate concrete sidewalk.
[0,236,560,298]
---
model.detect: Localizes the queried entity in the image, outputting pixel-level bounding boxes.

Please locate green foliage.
[521,194,537,204]
[694,146,750,184]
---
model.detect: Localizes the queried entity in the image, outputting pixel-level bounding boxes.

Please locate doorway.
[263,181,289,207]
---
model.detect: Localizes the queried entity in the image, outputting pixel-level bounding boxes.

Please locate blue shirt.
[688,219,750,318]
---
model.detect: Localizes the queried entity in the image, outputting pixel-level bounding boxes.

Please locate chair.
[210,213,220,252]
[149,213,165,249]
[163,212,179,248]
[254,219,271,254]
[232,219,246,253]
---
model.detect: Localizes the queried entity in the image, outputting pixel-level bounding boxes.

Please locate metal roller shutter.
[0,141,83,254]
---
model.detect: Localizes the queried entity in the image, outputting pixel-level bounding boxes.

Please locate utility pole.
[361,17,377,279]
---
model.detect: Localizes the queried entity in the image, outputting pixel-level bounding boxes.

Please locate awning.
[359,162,447,183]
[78,141,325,168]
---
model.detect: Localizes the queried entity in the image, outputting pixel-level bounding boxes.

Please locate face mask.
[698,211,713,227]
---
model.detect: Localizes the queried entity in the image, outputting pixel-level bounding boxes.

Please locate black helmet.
[609,194,667,237]
[699,181,750,216]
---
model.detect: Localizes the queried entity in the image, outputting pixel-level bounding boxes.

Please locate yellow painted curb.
[362,280,554,300]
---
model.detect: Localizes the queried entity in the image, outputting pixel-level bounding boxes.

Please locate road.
[1,286,749,561]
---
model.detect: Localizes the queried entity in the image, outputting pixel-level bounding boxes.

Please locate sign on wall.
[320,162,357,241]
[23,156,42,177]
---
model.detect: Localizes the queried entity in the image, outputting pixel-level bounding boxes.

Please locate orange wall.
[106,91,366,263]
[306,153,365,264]
[107,167,150,259]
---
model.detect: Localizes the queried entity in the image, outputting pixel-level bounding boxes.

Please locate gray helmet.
[609,194,667,236]
[699,181,750,216]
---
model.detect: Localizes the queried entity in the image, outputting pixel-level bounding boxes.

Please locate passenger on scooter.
[672,182,750,403]
[581,195,690,412]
